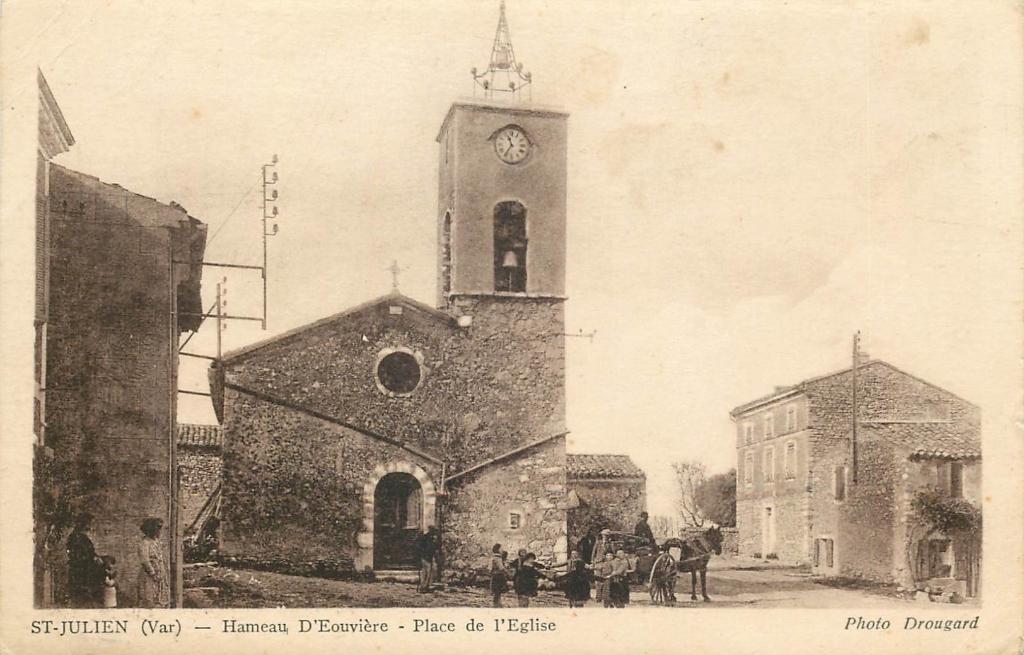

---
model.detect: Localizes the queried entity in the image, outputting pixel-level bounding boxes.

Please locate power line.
[205,175,262,247]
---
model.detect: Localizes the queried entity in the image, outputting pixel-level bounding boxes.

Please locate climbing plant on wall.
[905,488,982,586]
[911,489,982,535]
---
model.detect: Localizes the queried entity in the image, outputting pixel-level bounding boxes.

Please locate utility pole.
[216,279,226,361]
[851,330,861,484]
[261,155,280,330]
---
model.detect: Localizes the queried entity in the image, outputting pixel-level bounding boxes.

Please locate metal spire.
[472,1,532,101]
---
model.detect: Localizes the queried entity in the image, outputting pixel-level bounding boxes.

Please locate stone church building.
[209,8,642,575]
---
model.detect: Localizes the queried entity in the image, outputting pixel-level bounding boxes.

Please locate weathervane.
[472,0,532,101]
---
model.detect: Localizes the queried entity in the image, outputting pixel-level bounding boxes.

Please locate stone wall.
[37,165,204,607]
[219,387,442,572]
[178,449,221,531]
[805,362,978,581]
[217,291,568,572]
[811,436,898,581]
[443,436,568,574]
[720,527,739,555]
[221,294,565,474]
[566,477,646,548]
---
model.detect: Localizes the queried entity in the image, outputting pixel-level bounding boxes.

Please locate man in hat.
[633,511,655,546]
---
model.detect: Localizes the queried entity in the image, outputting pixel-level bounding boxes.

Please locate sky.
[14,0,1022,517]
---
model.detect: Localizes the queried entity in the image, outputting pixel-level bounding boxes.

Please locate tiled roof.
[567,454,645,479]
[177,423,223,449]
[862,422,981,460]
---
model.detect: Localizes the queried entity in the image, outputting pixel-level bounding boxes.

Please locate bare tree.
[672,460,707,527]
[648,514,677,540]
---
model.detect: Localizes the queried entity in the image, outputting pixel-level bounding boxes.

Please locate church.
[209,5,643,577]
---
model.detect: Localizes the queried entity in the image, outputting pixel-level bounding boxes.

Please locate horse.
[662,526,723,602]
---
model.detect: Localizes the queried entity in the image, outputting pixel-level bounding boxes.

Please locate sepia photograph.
[2,0,1022,653]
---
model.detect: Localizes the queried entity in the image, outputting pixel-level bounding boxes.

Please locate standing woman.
[66,512,103,608]
[137,518,169,608]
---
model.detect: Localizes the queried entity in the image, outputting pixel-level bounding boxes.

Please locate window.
[763,447,775,483]
[744,452,754,486]
[784,441,796,479]
[785,404,797,431]
[834,466,847,501]
[375,349,423,396]
[815,538,834,568]
[950,462,963,498]
[440,211,452,297]
[508,512,522,530]
[743,422,753,445]
[493,201,527,292]
[763,412,775,439]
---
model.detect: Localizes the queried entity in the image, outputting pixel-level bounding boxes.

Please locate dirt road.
[185,560,926,609]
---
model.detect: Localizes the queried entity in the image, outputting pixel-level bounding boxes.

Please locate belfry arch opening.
[494,201,527,292]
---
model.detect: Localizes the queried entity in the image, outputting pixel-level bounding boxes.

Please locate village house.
[177,424,224,537]
[33,71,208,607]
[206,6,647,578]
[565,454,646,547]
[730,359,981,597]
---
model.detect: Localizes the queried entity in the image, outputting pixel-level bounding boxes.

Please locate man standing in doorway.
[414,525,440,593]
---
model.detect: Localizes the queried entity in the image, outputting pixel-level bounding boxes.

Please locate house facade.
[33,71,208,607]
[177,424,223,535]
[731,360,981,594]
[566,454,647,547]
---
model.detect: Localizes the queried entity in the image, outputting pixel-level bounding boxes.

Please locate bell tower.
[435,1,568,310]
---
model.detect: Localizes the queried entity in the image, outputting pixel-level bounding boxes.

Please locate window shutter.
[950,462,963,498]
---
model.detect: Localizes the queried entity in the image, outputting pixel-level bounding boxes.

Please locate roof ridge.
[730,359,976,417]
[219,291,455,364]
[49,163,192,216]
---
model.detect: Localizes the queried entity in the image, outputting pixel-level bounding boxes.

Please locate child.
[610,549,630,608]
[100,556,118,608]
[563,549,591,608]
[592,552,615,608]
[490,544,509,608]
[513,553,544,608]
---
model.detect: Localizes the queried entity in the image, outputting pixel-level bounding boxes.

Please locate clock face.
[494,127,531,164]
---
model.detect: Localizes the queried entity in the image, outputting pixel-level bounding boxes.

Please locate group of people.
[489,545,551,608]
[65,512,169,608]
[413,511,674,608]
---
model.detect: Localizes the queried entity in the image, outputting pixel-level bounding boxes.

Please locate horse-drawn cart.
[588,527,724,604]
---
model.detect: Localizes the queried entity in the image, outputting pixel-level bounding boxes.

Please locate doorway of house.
[762,506,776,557]
[373,472,423,569]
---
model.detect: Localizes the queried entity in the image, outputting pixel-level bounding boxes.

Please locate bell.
[501,251,518,268]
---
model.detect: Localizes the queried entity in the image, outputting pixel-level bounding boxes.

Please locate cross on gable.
[388,260,404,291]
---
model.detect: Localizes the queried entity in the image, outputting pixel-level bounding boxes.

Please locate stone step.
[374,569,419,583]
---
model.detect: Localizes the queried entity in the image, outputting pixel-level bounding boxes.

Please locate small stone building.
[176,424,223,533]
[730,360,981,595]
[565,454,646,548]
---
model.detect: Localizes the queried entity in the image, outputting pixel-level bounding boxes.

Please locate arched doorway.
[373,472,423,569]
